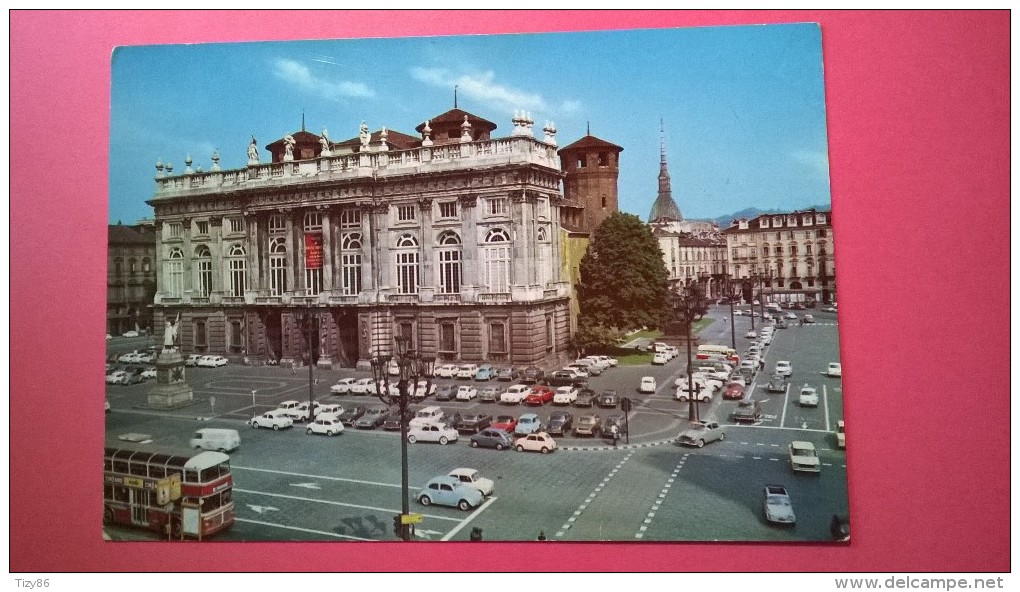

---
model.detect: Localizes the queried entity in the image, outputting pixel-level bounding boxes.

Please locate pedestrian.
[470,527,483,542]
[536,531,547,541]
[610,424,619,446]
[759,358,765,371]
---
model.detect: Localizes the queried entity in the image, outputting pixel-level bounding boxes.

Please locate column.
[320,207,334,291]
[210,216,224,295]
[460,195,478,300]
[418,197,434,300]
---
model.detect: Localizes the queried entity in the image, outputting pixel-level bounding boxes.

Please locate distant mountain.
[705,204,831,229]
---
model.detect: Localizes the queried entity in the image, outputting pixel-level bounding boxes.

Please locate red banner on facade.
[305,233,323,269]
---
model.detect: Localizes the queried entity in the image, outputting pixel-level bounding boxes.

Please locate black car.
[470,428,514,450]
[355,407,389,429]
[496,366,521,382]
[337,405,367,426]
[830,515,850,542]
[455,413,492,434]
[544,371,586,388]
[732,399,762,423]
[434,384,457,401]
[381,410,413,431]
[572,388,598,408]
[598,390,619,409]
[522,366,545,383]
[546,411,573,436]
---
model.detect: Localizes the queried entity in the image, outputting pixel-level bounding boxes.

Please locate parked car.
[572,388,598,408]
[316,403,345,419]
[409,406,447,428]
[495,384,526,405]
[381,410,413,431]
[568,362,600,377]
[524,386,554,406]
[407,423,459,445]
[197,355,228,367]
[434,364,459,378]
[775,360,793,377]
[120,368,146,385]
[836,420,846,449]
[474,364,497,381]
[675,377,713,402]
[416,476,483,511]
[355,407,389,429]
[479,385,501,403]
[799,385,819,407]
[447,468,495,497]
[469,428,514,450]
[732,399,763,423]
[306,417,346,437]
[514,413,542,436]
[330,378,358,395]
[553,386,579,405]
[677,421,725,447]
[589,355,618,367]
[767,374,789,393]
[821,306,838,313]
[337,405,367,426]
[544,370,585,388]
[784,312,797,320]
[118,351,141,363]
[514,432,557,454]
[349,377,378,395]
[724,381,746,400]
[745,330,757,339]
[638,376,657,394]
[522,366,545,383]
[456,364,479,379]
[496,366,521,382]
[651,352,669,365]
[788,441,821,473]
[455,413,492,434]
[573,413,602,437]
[545,411,574,436]
[249,410,294,430]
[826,362,842,377]
[456,385,479,401]
[434,384,457,402]
[411,380,437,401]
[598,390,620,408]
[763,484,796,525]
[284,401,324,422]
[802,314,815,324]
[105,370,127,385]
[491,415,518,434]
[122,330,139,338]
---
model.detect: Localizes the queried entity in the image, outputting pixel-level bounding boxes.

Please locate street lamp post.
[672,278,708,423]
[727,275,737,350]
[370,335,435,541]
[296,309,318,423]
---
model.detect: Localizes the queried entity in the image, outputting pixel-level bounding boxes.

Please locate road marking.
[233,465,401,489]
[823,384,831,432]
[780,382,790,427]
[440,496,497,542]
[634,454,688,539]
[234,517,375,541]
[246,504,279,514]
[290,482,322,490]
[232,487,463,522]
[556,451,635,539]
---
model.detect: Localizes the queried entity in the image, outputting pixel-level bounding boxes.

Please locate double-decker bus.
[103,444,234,540]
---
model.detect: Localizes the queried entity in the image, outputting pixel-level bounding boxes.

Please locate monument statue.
[319,128,331,156]
[359,121,370,149]
[164,312,181,348]
[283,134,295,161]
[247,136,259,164]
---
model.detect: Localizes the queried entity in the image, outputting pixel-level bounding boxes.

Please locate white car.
[283,401,322,422]
[316,403,345,419]
[434,364,459,378]
[407,423,459,445]
[553,386,579,405]
[500,384,531,405]
[775,361,793,377]
[763,484,796,525]
[639,376,657,394]
[330,378,358,395]
[565,364,593,377]
[760,334,773,345]
[249,410,294,430]
[118,351,141,363]
[447,468,494,497]
[652,352,669,365]
[306,417,345,437]
[826,362,842,377]
[675,378,714,402]
[413,380,437,399]
[349,377,378,395]
[789,441,821,473]
[514,432,557,454]
[677,421,726,447]
[457,364,479,379]
[784,312,797,320]
[140,367,157,379]
[590,355,618,367]
[745,330,757,339]
[197,355,228,367]
[798,385,819,407]
[456,385,478,401]
[122,330,139,338]
[185,354,203,367]
[105,370,127,385]
[836,420,846,449]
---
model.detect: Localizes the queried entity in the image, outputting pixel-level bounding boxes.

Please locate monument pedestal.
[148,348,194,409]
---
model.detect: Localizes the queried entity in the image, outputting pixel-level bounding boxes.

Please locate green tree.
[577,212,671,337]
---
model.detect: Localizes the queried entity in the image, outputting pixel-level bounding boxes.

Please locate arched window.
[113,258,123,277]
[269,238,287,296]
[165,248,184,297]
[482,228,511,292]
[436,231,462,294]
[227,244,246,297]
[341,233,362,296]
[395,233,419,294]
[194,245,213,297]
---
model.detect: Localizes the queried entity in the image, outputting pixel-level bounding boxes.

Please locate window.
[165,248,184,297]
[340,208,362,228]
[229,217,244,233]
[760,218,769,229]
[817,229,827,238]
[790,245,798,257]
[269,238,287,296]
[776,232,782,240]
[601,194,607,208]
[269,215,286,234]
[438,202,458,219]
[598,152,609,166]
[731,248,739,259]
[395,234,419,294]
[303,212,322,232]
[194,245,212,297]
[113,258,123,277]
[305,268,322,296]
[803,215,812,225]
[341,233,362,295]
[129,259,137,273]
[397,205,416,223]
[436,231,462,294]
[487,197,508,216]
[398,322,413,343]
[142,258,151,272]
[229,320,243,353]
[196,220,209,235]
[538,197,550,219]
[227,245,245,297]
[489,322,507,353]
[482,228,511,292]
[817,214,827,225]
[537,226,549,242]
[806,244,813,256]
[774,245,783,256]
[577,156,585,169]
[194,319,207,347]
[439,322,457,353]
[762,246,769,257]
[166,222,182,239]
[545,316,555,352]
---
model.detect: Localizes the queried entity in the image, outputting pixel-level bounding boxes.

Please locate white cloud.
[410,67,549,115]
[273,58,375,100]
[558,99,583,115]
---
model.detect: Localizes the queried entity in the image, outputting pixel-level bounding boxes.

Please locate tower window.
[601,195,607,208]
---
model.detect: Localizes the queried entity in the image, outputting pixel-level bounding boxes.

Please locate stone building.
[722,208,836,304]
[146,108,578,369]
[107,222,157,335]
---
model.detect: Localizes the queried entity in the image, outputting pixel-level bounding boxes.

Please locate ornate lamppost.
[671,278,709,422]
[370,335,435,541]
[295,308,318,423]
[724,273,737,350]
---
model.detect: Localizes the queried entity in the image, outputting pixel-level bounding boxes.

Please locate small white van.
[409,406,447,428]
[189,428,240,453]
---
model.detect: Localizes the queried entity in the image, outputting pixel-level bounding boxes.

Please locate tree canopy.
[577,212,671,336]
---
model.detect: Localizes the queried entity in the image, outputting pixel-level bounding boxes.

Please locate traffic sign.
[401,513,423,525]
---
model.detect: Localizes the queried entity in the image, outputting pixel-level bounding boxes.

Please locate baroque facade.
[108,222,157,335]
[147,108,576,369]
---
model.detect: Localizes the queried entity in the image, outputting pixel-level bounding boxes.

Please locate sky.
[109,23,831,225]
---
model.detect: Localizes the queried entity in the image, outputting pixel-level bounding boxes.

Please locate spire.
[302,110,305,132]
[587,121,591,136]
[649,120,683,223]
[454,85,458,108]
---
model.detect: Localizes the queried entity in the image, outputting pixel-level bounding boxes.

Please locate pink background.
[9,11,1010,572]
